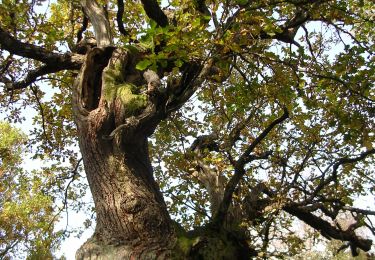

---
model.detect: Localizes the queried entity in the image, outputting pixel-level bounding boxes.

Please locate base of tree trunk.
[76,236,172,260]
[75,225,258,260]
[172,225,257,260]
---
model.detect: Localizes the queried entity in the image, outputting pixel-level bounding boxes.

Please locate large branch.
[284,204,372,255]
[223,2,312,47]
[0,26,81,64]
[117,0,130,37]
[76,9,89,43]
[259,8,310,46]
[104,59,213,141]
[2,56,84,90]
[213,108,289,226]
[259,185,373,255]
[0,27,84,90]
[2,64,70,91]
[140,0,169,27]
[80,0,112,47]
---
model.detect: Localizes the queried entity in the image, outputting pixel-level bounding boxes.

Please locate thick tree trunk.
[75,119,174,259]
[72,47,175,259]
[71,46,254,259]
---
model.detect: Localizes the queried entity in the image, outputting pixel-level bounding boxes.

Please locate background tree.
[0,0,374,259]
[0,121,62,259]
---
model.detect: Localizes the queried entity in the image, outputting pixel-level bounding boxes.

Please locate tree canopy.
[0,121,63,258]
[0,0,374,258]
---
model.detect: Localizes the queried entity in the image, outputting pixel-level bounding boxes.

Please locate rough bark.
[73,47,174,259]
[80,0,112,47]
[75,124,173,259]
[69,0,258,259]
[70,42,254,259]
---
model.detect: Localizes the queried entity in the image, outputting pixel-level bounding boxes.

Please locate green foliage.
[0,0,374,258]
[0,122,62,259]
[0,121,26,168]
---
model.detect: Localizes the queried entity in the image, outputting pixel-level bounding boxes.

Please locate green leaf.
[136,59,153,70]
[174,59,184,68]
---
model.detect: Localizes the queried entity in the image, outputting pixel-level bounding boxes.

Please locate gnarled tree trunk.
[75,127,173,259]
[72,1,253,258]
[70,35,252,260]
[72,46,174,259]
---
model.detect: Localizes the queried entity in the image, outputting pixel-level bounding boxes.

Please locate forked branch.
[284,204,372,256]
[0,26,84,90]
[213,108,289,226]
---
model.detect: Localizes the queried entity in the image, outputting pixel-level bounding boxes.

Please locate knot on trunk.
[121,195,146,214]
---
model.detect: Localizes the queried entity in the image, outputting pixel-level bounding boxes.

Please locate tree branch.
[0,241,19,259]
[332,149,375,177]
[3,58,83,91]
[236,107,289,168]
[284,204,372,255]
[0,55,13,75]
[140,0,169,27]
[105,59,215,142]
[342,207,375,216]
[257,7,310,46]
[223,112,254,150]
[80,0,112,47]
[213,108,289,227]
[76,8,89,43]
[188,146,224,216]
[116,0,130,37]
[193,0,211,16]
[0,26,84,90]
[0,26,82,65]
[310,149,375,199]
[260,184,373,256]
[166,61,213,114]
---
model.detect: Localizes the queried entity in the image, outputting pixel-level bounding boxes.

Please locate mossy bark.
[73,47,175,259]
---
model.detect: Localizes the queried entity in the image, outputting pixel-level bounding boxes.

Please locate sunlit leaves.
[0,0,374,257]
[0,122,26,167]
[0,122,61,258]
[147,0,374,255]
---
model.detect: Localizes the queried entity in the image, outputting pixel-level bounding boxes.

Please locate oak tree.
[0,0,374,258]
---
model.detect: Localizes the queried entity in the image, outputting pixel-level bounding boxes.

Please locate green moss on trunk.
[102,60,147,116]
[172,225,254,260]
